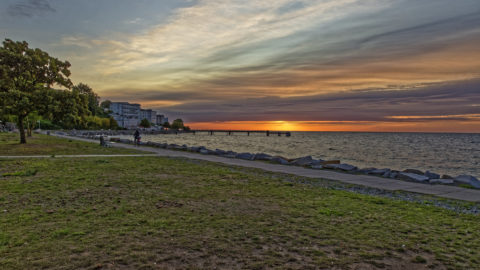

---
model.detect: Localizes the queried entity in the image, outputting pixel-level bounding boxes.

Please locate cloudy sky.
[1,0,480,132]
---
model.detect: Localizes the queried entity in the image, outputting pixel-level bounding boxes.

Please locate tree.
[109,117,119,130]
[100,100,112,109]
[24,111,41,137]
[162,122,170,129]
[72,83,100,116]
[171,118,184,130]
[139,118,151,128]
[0,39,72,143]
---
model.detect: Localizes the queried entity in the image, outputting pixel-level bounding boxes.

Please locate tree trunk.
[17,116,26,144]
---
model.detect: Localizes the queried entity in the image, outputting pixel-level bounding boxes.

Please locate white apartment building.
[109,102,141,128]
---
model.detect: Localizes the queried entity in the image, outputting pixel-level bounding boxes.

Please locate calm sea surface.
[123,132,480,178]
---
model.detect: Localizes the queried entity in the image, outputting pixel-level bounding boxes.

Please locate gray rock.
[189,146,200,152]
[159,143,168,148]
[199,149,209,155]
[425,171,440,179]
[166,144,179,149]
[222,153,237,158]
[398,172,429,182]
[429,179,454,185]
[215,149,227,155]
[253,153,273,161]
[310,159,324,166]
[291,156,314,166]
[389,172,398,179]
[271,156,290,165]
[441,174,453,179]
[324,163,357,171]
[357,168,376,174]
[368,168,390,175]
[173,145,185,150]
[455,175,480,188]
[311,165,323,169]
[403,169,424,175]
[235,152,254,160]
[382,171,391,178]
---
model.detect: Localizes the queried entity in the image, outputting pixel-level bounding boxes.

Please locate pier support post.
[266,130,270,136]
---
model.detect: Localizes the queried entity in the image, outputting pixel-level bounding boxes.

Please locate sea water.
[125,132,480,178]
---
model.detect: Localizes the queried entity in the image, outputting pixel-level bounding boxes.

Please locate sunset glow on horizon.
[1,0,479,132]
[189,120,480,133]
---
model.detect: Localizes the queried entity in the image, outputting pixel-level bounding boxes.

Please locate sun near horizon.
[187,119,480,133]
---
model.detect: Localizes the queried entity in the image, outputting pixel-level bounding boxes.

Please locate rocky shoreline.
[66,131,480,190]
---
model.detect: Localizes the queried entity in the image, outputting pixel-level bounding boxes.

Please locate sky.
[1,0,480,132]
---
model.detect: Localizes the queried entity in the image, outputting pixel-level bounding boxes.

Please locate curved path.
[26,134,480,203]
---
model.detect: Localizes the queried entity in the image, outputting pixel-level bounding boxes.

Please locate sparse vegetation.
[0,135,479,269]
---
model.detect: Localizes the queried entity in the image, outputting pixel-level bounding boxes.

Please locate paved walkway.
[17,133,480,202]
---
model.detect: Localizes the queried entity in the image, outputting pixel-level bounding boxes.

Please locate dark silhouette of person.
[133,130,140,146]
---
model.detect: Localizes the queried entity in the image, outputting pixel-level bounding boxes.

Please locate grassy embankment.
[0,132,479,269]
[0,132,144,156]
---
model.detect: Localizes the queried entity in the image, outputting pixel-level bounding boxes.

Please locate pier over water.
[189,130,291,137]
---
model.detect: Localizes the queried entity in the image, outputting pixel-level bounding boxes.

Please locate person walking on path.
[133,130,141,146]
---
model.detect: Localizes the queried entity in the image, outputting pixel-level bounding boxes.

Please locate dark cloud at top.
[7,0,55,17]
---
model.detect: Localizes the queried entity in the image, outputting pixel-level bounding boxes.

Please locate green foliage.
[37,119,62,130]
[72,83,98,115]
[139,118,151,128]
[100,100,112,109]
[162,121,171,128]
[0,39,73,143]
[171,118,184,130]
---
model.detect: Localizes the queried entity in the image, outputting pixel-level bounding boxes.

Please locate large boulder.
[166,144,179,149]
[324,163,357,172]
[189,146,200,152]
[454,175,480,188]
[291,156,314,166]
[235,152,254,160]
[368,168,390,175]
[425,171,440,179]
[389,171,399,179]
[441,174,453,179]
[310,159,324,166]
[215,149,227,155]
[429,179,454,185]
[271,156,290,165]
[398,172,429,182]
[403,169,424,175]
[253,153,273,161]
[222,151,237,158]
[357,168,377,174]
[199,149,210,155]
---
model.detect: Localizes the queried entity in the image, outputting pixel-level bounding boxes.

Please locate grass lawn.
[0,135,479,269]
[0,132,144,155]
